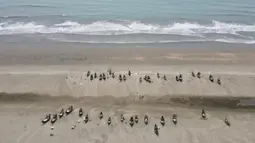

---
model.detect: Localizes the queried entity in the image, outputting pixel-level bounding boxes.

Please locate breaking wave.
[1,20,255,35]
[0,20,255,44]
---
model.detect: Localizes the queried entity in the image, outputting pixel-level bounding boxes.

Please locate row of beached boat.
[85,69,221,85]
[41,107,230,136]
[41,105,73,125]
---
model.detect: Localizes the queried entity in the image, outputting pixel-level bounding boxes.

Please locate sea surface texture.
[0,0,255,45]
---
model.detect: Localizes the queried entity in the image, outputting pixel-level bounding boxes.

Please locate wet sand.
[1,46,255,143]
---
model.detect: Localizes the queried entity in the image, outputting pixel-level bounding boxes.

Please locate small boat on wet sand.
[108,117,112,125]
[87,71,90,77]
[154,124,159,136]
[99,112,103,120]
[179,74,183,82]
[224,118,231,126]
[209,74,214,82]
[160,116,165,126]
[192,72,195,77]
[201,108,207,120]
[79,108,83,117]
[65,105,73,115]
[123,75,126,81]
[163,75,167,81]
[172,114,177,125]
[135,115,139,124]
[144,115,148,125]
[128,70,131,76]
[51,114,57,124]
[120,114,125,123]
[84,114,89,123]
[197,72,201,78]
[42,114,51,124]
[217,78,221,85]
[59,109,64,118]
[130,116,134,127]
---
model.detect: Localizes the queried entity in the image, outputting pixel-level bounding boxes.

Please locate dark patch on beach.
[0,92,75,103]
[1,92,255,109]
[154,95,255,109]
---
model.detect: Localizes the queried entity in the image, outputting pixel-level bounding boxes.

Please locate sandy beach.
[1,46,255,143]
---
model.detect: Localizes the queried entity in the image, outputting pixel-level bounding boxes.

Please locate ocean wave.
[0,20,255,35]
[0,20,255,44]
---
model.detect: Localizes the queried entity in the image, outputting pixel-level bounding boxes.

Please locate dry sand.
[1,101,255,143]
[1,47,255,143]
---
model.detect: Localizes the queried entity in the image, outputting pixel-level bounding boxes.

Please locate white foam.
[0,20,255,35]
[48,37,255,44]
[54,21,80,27]
[215,38,255,44]
[0,22,46,34]
[47,38,207,44]
[0,20,255,44]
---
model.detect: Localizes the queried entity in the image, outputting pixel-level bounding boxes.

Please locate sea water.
[0,0,255,45]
